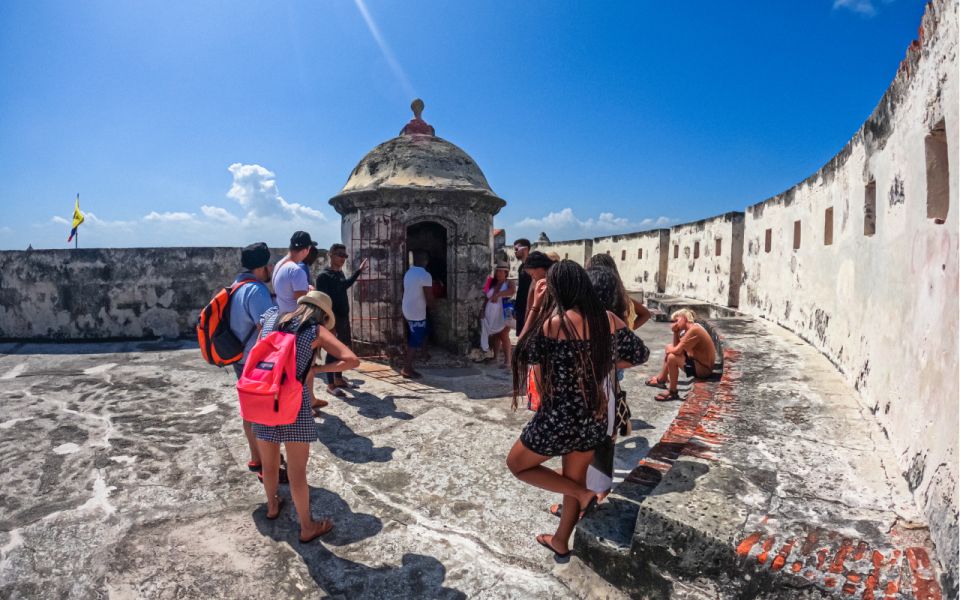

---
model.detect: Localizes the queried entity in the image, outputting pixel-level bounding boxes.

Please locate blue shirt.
[229,273,276,364]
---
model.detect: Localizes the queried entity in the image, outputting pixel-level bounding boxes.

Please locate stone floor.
[0,314,946,599]
[0,323,683,599]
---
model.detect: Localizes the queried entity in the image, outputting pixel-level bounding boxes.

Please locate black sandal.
[536,534,571,559]
[654,389,681,402]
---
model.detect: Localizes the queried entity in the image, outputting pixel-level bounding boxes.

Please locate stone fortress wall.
[0,246,312,340]
[533,0,958,580]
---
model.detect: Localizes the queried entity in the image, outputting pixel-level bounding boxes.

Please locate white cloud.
[226,163,327,222]
[832,0,892,17]
[23,164,336,249]
[144,211,195,222]
[200,205,240,223]
[513,208,673,242]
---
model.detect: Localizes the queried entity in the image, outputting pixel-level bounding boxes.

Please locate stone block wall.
[0,246,318,340]
[591,230,670,294]
[739,1,957,581]
[665,212,744,307]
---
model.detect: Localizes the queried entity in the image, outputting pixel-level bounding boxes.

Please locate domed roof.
[337,135,497,196]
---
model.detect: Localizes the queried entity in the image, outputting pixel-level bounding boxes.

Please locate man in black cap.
[315,243,369,398]
[229,242,277,472]
[272,231,317,315]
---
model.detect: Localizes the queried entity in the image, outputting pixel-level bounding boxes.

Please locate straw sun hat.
[297,291,336,330]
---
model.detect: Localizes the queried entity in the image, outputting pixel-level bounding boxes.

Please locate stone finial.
[401,98,436,136]
[411,98,425,119]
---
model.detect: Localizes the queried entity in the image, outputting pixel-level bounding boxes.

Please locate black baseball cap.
[290,231,317,250]
[241,242,271,270]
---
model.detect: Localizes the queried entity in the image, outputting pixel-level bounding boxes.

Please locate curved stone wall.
[536,0,957,581]
[739,1,958,583]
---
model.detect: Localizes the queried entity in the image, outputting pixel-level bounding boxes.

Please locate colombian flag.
[67,194,84,243]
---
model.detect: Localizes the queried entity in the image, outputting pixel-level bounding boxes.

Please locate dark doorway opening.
[406,222,448,294]
[406,221,453,350]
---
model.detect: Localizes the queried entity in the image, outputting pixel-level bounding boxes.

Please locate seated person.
[646,308,716,401]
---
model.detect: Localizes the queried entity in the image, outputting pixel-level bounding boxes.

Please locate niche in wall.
[824,207,834,245]
[925,119,950,223]
[793,220,801,250]
[864,181,877,236]
[621,249,626,261]
[674,245,679,259]
[764,229,772,253]
[637,248,642,259]
[715,238,722,257]
[694,241,700,259]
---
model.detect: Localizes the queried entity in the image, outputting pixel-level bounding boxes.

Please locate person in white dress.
[480,262,516,368]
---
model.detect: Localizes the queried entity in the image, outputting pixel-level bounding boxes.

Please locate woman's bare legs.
[548,450,593,552]
[243,420,261,465]
[498,328,512,367]
[256,439,282,516]
[506,441,596,507]
[284,441,332,539]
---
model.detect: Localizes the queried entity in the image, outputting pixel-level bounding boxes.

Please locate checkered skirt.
[252,309,319,444]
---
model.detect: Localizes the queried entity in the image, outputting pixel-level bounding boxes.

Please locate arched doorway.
[406,221,454,350]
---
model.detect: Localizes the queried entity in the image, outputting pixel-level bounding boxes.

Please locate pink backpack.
[236,331,303,426]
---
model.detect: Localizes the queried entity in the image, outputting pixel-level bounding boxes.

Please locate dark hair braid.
[586,266,628,320]
[512,260,613,418]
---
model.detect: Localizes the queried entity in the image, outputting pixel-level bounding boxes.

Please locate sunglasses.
[331,253,349,259]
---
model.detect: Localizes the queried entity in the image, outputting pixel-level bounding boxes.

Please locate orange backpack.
[197,279,257,366]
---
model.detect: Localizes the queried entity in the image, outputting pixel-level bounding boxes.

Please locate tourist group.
[199,232,716,553]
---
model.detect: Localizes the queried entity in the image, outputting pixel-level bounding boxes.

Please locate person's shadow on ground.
[314,413,395,464]
[341,391,415,421]
[253,486,466,599]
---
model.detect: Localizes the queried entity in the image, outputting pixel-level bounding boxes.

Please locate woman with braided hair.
[506,260,649,558]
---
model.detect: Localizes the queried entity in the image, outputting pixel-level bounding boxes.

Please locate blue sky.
[0,0,927,249]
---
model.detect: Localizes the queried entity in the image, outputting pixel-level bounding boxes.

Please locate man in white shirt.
[401,251,434,378]
[272,231,316,315]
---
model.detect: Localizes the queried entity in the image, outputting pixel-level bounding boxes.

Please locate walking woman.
[507,260,649,558]
[480,262,515,367]
[255,291,360,543]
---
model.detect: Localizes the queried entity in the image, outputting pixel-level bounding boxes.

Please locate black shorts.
[684,355,711,378]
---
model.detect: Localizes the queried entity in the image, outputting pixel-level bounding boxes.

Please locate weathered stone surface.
[0,323,679,599]
[0,247,303,341]
[575,313,945,599]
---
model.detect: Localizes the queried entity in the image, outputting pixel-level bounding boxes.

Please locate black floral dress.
[520,327,649,456]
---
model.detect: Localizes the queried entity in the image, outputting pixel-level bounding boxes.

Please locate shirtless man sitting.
[646,309,716,401]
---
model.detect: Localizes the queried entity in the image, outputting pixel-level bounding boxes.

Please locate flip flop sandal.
[312,398,330,409]
[247,461,262,473]
[299,520,334,544]
[266,497,284,520]
[654,390,681,402]
[334,380,356,389]
[549,504,563,518]
[645,378,667,389]
[328,387,347,398]
[536,534,571,559]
